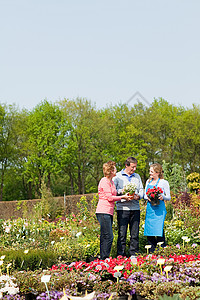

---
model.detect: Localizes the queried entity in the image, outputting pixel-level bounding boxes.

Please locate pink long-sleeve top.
[96,177,122,216]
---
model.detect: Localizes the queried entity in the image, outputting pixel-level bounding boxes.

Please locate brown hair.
[103,161,116,176]
[150,163,164,179]
[125,157,137,166]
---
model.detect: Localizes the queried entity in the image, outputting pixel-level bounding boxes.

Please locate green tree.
[23,100,64,197]
[106,102,148,181]
[59,98,112,194]
[0,104,23,201]
[162,160,187,193]
[175,104,200,172]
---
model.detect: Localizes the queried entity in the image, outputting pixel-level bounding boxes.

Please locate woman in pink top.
[96,161,131,260]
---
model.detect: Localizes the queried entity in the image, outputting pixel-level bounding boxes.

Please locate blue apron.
[144,179,167,237]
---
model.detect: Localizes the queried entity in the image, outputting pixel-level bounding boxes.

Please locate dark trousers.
[147,231,166,253]
[117,210,140,257]
[96,213,113,260]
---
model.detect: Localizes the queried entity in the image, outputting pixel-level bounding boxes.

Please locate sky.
[0,0,200,111]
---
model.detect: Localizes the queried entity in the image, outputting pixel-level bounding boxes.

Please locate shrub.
[187,172,200,193]
[0,249,58,271]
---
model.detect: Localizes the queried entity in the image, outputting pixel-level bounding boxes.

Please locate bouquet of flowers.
[123,182,137,196]
[146,186,163,206]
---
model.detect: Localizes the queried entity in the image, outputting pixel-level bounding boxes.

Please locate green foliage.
[0,99,200,201]
[23,100,65,197]
[76,194,98,220]
[180,286,200,300]
[158,294,186,300]
[14,269,100,295]
[187,172,200,193]
[33,178,64,220]
[0,192,199,263]
[0,249,58,271]
[162,160,187,193]
[94,280,134,296]
[165,201,174,221]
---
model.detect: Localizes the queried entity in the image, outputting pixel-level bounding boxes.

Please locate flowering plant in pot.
[146,187,163,206]
[123,183,137,197]
[94,279,135,297]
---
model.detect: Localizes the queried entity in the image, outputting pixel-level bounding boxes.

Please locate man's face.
[125,162,137,175]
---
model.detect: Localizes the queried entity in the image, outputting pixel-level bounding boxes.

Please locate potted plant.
[146,187,163,206]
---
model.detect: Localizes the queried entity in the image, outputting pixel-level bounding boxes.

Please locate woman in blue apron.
[144,163,171,252]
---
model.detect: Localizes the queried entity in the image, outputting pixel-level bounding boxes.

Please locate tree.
[58,98,113,194]
[162,160,187,193]
[0,104,22,201]
[175,104,200,172]
[105,102,148,181]
[23,100,64,197]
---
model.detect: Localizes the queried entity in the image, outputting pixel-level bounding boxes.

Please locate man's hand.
[133,194,140,200]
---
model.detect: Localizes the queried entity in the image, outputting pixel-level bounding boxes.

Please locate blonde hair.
[103,161,116,177]
[150,163,164,179]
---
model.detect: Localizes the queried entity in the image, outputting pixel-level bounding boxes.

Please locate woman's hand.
[121,194,132,201]
[147,197,151,202]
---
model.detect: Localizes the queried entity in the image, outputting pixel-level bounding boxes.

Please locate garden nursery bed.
[0,193,200,299]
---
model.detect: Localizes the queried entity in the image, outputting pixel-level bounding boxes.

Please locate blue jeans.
[117,210,140,256]
[96,213,113,260]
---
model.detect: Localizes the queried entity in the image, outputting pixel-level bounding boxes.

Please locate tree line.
[0,98,199,201]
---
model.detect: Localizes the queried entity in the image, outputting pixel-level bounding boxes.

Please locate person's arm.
[144,181,148,200]
[113,176,123,195]
[160,180,171,201]
[137,175,144,199]
[100,179,129,202]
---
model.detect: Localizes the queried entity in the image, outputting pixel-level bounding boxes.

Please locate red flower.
[147,187,163,200]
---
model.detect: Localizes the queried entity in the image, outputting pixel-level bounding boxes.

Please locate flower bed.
[0,193,200,299]
[1,250,198,300]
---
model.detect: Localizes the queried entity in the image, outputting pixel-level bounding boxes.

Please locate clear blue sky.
[0,0,200,111]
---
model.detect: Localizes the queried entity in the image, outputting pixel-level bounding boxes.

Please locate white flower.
[0,275,19,295]
[76,232,82,238]
[5,226,11,233]
[123,182,137,194]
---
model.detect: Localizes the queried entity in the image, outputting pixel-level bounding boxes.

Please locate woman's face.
[149,166,159,179]
[111,166,117,177]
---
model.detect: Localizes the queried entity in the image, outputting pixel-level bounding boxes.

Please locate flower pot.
[135,295,150,300]
[149,195,160,206]
[25,293,37,300]
[128,193,135,200]
[117,295,128,300]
